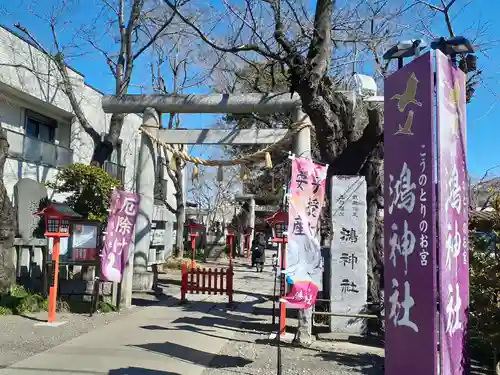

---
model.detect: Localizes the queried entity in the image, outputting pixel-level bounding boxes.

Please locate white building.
[0,25,177,274]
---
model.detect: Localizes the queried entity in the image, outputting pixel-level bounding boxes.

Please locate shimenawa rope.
[139,119,311,168]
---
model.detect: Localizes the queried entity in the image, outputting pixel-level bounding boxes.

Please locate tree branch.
[417,0,458,37]
[162,0,283,61]
[13,23,100,144]
[269,0,294,54]
[132,11,176,60]
[306,0,333,79]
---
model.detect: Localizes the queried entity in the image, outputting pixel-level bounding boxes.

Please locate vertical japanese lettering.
[389,162,417,215]
[295,170,308,190]
[419,146,430,266]
[388,278,419,333]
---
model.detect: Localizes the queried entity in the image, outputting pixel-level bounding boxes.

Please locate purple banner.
[436,50,469,375]
[384,52,437,375]
[101,190,140,282]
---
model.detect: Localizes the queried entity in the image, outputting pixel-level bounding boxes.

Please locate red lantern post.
[265,210,288,337]
[185,223,202,268]
[36,203,82,323]
[226,225,236,267]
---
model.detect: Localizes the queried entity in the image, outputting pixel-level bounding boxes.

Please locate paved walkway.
[0,259,274,375]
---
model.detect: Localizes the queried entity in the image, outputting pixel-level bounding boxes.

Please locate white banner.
[330,176,368,334]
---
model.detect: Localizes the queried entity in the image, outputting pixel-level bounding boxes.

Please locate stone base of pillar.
[132,271,154,291]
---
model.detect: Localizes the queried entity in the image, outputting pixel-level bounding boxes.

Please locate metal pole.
[272,253,278,325]
[279,241,288,336]
[277,241,287,375]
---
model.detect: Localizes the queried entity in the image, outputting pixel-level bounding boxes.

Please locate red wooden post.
[189,233,199,269]
[208,268,212,295]
[227,233,234,267]
[181,263,188,301]
[227,266,234,305]
[215,269,220,294]
[196,268,200,294]
[201,268,206,294]
[220,268,225,295]
[189,266,194,293]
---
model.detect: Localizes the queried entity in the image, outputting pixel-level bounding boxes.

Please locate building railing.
[103,160,125,185]
[6,128,73,167]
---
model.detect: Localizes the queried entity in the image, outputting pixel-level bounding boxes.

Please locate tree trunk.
[175,164,185,258]
[0,129,17,295]
[91,113,125,166]
[362,141,384,334]
[295,79,384,341]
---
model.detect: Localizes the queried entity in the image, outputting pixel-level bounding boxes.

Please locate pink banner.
[101,190,140,282]
[286,157,328,308]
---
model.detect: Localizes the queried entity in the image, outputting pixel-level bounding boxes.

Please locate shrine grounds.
[0,254,492,375]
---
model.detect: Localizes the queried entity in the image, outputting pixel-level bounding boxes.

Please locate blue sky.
[2,0,498,178]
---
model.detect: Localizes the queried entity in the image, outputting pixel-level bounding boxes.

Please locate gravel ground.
[0,308,137,368]
[0,268,182,369]
[202,259,385,375]
[202,304,384,375]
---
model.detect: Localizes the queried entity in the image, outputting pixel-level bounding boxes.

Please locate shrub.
[98,300,117,313]
[0,306,12,315]
[469,229,500,370]
[162,257,200,271]
[46,163,121,222]
[0,285,47,315]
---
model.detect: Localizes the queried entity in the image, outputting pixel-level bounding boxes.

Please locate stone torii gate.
[101,93,314,307]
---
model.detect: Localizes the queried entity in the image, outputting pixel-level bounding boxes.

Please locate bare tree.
[162,0,484,344]
[14,0,182,165]
[189,165,239,231]
[159,0,394,344]
[150,32,209,258]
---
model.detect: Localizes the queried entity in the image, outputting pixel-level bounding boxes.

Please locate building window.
[102,137,125,185]
[25,109,56,143]
[109,143,122,165]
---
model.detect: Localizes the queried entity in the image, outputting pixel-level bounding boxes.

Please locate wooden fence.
[180,264,234,304]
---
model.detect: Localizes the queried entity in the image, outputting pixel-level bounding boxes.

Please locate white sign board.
[330,176,368,334]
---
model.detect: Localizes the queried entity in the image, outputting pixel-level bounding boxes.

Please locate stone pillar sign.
[14,178,48,241]
[329,175,367,334]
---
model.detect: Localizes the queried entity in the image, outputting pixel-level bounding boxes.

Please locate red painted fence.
[181,264,234,304]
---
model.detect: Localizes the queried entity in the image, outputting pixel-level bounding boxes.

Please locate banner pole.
[277,241,285,375]
[272,254,278,325]
[279,240,287,336]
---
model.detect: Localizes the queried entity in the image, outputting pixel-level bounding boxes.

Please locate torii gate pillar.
[125,107,159,306]
[292,108,314,345]
[292,107,311,158]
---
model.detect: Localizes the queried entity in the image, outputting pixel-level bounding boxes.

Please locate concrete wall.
[0,26,176,267]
